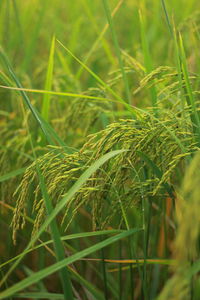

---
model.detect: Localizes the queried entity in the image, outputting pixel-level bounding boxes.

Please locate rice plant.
[0,1,200,299]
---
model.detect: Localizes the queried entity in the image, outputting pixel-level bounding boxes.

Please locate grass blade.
[0,168,26,183]
[102,0,131,105]
[0,230,124,270]
[80,0,115,66]
[76,0,124,79]
[36,167,73,299]
[139,10,158,115]
[56,39,134,114]
[41,35,55,121]
[0,229,138,299]
[179,33,200,144]
[14,292,64,299]
[0,49,66,147]
[0,84,119,104]
[160,0,173,36]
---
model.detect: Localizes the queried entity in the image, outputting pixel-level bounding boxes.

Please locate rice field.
[0,1,200,299]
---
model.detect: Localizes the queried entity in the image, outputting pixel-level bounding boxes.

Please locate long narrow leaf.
[42,36,55,121]
[102,0,131,105]
[0,230,123,269]
[36,168,73,299]
[0,50,66,147]
[0,168,26,183]
[0,228,138,299]
[56,39,134,114]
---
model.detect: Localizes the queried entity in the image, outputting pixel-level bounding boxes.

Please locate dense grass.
[0,0,200,299]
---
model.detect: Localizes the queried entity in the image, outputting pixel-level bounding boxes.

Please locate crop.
[0,1,200,299]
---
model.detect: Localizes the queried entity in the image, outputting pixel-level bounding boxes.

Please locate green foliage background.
[0,0,200,299]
